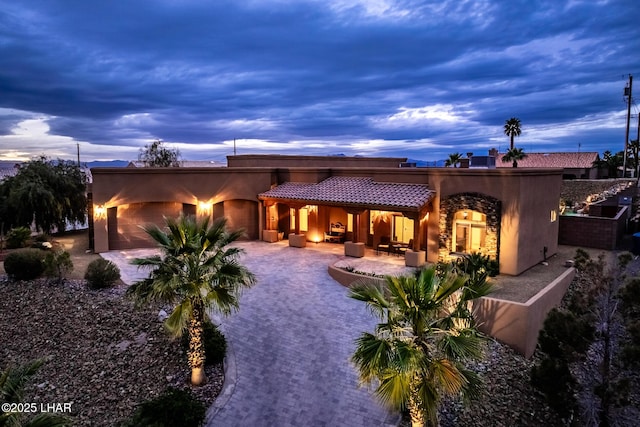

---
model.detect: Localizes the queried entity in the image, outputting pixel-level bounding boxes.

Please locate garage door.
[108,202,188,250]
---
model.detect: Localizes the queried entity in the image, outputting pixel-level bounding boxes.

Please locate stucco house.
[90,154,562,276]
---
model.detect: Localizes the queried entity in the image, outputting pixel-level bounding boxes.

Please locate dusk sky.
[0,0,638,163]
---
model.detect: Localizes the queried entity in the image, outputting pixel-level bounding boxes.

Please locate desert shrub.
[537,308,595,358]
[530,357,578,419]
[182,320,227,365]
[44,250,74,284]
[123,387,205,427]
[455,252,499,277]
[3,248,45,281]
[84,258,120,289]
[33,233,50,243]
[6,226,31,249]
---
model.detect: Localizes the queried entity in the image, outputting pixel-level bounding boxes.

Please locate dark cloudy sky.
[0,0,638,163]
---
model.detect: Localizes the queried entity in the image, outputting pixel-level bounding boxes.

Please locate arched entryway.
[439,192,501,265]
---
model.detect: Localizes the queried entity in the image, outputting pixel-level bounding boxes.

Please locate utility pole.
[77,143,80,166]
[623,74,633,178]
[233,138,237,156]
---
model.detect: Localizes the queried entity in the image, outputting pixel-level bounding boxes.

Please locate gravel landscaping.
[0,278,223,427]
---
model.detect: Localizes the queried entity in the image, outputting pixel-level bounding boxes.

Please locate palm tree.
[444,152,462,168]
[350,266,491,427]
[592,150,623,178]
[504,117,522,150]
[1,359,69,426]
[502,147,527,168]
[127,214,256,386]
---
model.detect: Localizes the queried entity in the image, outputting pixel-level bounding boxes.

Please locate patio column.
[345,208,365,243]
[293,205,301,234]
[413,215,421,251]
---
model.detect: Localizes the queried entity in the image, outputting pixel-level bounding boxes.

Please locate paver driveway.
[205,241,400,427]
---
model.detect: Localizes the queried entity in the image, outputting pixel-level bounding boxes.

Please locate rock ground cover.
[0,277,223,426]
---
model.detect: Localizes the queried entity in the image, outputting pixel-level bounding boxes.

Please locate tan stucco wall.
[91,167,275,252]
[90,164,563,277]
[424,168,562,275]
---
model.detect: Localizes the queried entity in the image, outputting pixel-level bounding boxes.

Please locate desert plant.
[182,320,227,365]
[350,267,491,427]
[122,387,205,427]
[43,250,74,284]
[6,226,31,249]
[84,258,120,289]
[3,248,45,281]
[1,359,70,427]
[128,214,255,386]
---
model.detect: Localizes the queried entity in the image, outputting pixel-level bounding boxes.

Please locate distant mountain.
[86,160,129,168]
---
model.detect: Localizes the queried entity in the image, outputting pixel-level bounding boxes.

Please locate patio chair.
[376,236,391,255]
[396,239,413,256]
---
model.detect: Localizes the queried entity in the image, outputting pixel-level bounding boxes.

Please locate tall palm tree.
[127,214,256,386]
[502,147,527,168]
[350,266,491,427]
[444,152,462,168]
[1,359,69,426]
[504,117,522,150]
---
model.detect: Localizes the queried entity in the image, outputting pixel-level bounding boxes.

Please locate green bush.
[530,357,577,419]
[3,248,46,281]
[84,258,120,289]
[123,387,205,427]
[182,320,227,365]
[6,227,32,249]
[44,250,74,284]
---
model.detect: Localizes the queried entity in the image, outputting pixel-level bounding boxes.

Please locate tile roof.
[496,152,598,168]
[259,176,434,211]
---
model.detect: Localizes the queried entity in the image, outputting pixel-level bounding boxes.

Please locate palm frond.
[164,299,193,337]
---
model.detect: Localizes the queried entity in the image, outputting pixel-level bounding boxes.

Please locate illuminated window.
[290,206,309,231]
[392,216,414,243]
[550,210,557,222]
[452,210,486,253]
[347,213,353,232]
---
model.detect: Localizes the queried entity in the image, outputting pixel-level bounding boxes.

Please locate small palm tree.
[127,214,256,386]
[350,266,491,427]
[1,359,69,427]
[504,117,522,150]
[502,147,527,168]
[444,152,462,168]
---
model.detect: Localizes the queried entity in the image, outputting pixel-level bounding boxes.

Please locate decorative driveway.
[104,241,401,427]
[206,241,399,427]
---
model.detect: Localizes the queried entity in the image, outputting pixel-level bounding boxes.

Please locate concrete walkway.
[103,241,403,427]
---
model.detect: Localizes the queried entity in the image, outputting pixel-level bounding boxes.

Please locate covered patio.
[258,176,435,266]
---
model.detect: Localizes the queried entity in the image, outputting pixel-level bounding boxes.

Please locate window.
[290,206,310,231]
[392,216,414,243]
[347,213,353,232]
[550,210,557,222]
[452,210,486,253]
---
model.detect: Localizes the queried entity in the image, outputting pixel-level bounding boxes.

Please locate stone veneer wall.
[439,192,502,265]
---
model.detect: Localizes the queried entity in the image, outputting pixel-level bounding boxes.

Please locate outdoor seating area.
[377,236,412,257]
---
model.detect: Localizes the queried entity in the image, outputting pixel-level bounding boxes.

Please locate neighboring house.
[90,154,562,276]
[492,149,600,179]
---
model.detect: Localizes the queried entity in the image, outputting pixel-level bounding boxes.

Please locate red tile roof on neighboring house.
[259,176,434,211]
[495,152,598,168]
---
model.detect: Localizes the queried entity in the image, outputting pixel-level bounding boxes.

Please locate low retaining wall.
[473,267,575,358]
[558,206,628,250]
[327,264,385,288]
[329,262,576,358]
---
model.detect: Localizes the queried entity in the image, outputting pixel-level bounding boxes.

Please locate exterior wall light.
[94,204,107,220]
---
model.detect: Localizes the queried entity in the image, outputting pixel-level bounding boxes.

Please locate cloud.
[0,0,638,162]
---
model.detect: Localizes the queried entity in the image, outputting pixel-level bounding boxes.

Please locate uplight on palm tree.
[502,147,527,168]
[350,266,491,427]
[127,214,256,386]
[504,117,522,150]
